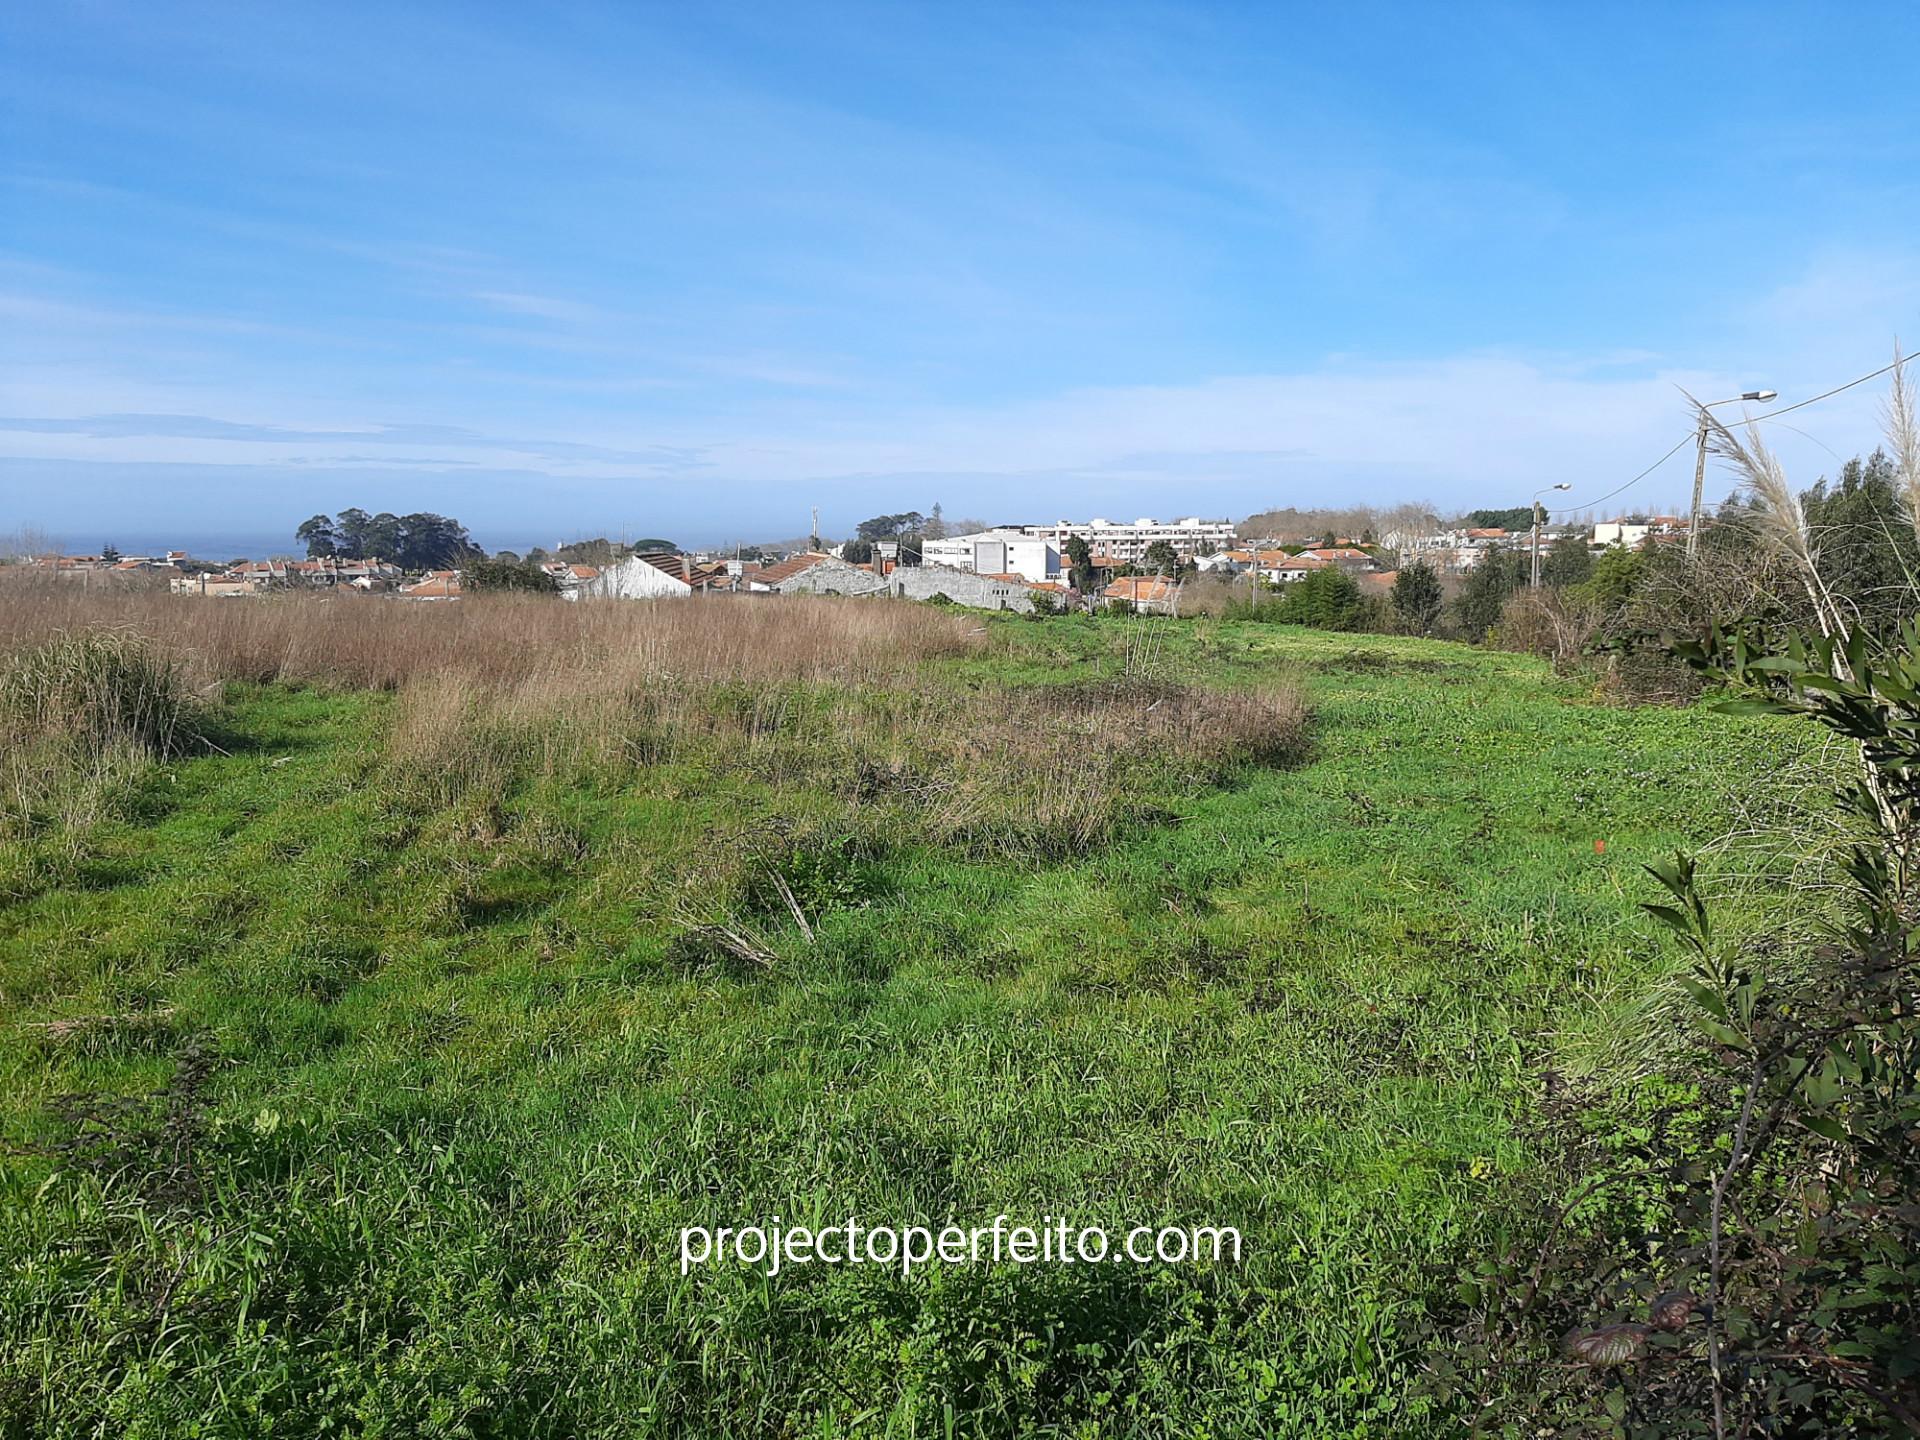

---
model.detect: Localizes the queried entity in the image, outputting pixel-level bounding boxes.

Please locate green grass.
[0,618,1823,1437]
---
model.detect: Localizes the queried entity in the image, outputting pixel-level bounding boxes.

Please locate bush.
[0,627,195,761]
[0,628,198,837]
[466,559,559,593]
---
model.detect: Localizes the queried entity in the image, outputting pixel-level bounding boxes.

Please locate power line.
[1572,433,1694,513]
[1578,349,1912,515]
[1744,350,1910,423]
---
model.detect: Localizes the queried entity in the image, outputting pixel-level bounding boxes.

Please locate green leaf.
[1798,1114,1849,1144]
[1678,975,1730,1021]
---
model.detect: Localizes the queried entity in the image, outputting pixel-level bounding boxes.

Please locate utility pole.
[1687,388,1777,560]
[1531,483,1572,588]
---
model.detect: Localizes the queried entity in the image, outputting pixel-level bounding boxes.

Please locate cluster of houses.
[21,551,607,602]
[1394,515,1691,574]
[14,512,1689,617]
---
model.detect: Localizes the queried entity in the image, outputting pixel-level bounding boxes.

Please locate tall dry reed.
[0,627,199,841]
[0,583,987,690]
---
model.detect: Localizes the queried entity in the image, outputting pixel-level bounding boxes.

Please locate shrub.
[0,627,195,759]
[466,559,560,593]
[0,628,198,837]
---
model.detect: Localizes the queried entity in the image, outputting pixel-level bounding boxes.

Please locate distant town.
[13,507,1697,616]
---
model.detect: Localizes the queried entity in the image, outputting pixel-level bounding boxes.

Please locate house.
[1102,575,1181,614]
[1357,570,1398,596]
[543,561,602,597]
[400,571,462,600]
[577,551,722,600]
[170,573,261,598]
[1298,546,1376,573]
[1254,551,1329,584]
[1194,549,1251,575]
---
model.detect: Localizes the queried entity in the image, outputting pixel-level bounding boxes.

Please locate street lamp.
[1688,389,1778,558]
[1531,483,1572,588]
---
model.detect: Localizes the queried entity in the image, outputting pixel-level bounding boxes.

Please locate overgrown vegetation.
[0,588,1819,1435]
[0,628,201,844]
[1419,357,1920,1435]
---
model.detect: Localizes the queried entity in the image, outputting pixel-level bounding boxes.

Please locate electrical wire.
[1573,349,1912,514]
[1744,350,1910,423]
[1566,432,1695,513]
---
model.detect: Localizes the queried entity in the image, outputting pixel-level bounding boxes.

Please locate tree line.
[295,510,483,570]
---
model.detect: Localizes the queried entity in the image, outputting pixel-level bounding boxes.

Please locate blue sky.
[4,2,1919,555]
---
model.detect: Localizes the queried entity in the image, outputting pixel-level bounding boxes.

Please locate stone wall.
[878,562,1044,613]
[773,558,1043,613]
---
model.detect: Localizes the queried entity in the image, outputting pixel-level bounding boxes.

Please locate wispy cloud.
[0,414,710,469]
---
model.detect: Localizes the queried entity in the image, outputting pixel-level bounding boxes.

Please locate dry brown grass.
[380,658,1307,858]
[0,579,987,689]
[0,580,1308,862]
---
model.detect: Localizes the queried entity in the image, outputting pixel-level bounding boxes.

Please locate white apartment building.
[921,529,1062,583]
[1024,517,1237,562]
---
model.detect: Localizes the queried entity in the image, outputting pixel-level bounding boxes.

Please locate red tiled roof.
[750,552,837,587]
[1103,575,1178,603]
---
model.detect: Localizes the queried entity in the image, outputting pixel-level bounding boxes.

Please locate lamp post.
[1531,483,1572,588]
[1688,389,1777,559]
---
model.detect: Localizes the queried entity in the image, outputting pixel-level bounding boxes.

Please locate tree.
[855,512,924,543]
[1465,506,1533,531]
[1539,535,1593,588]
[0,526,55,562]
[1453,550,1528,640]
[926,503,947,541]
[629,538,678,556]
[1142,540,1180,575]
[1275,568,1362,630]
[332,508,372,560]
[841,539,874,565]
[466,558,559,593]
[1065,535,1095,595]
[100,543,120,563]
[295,509,482,569]
[1391,560,1444,634]
[1573,543,1647,616]
[296,515,338,559]
[1799,449,1920,635]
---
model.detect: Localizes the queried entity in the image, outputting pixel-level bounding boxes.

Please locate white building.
[1593,521,1652,549]
[577,553,705,600]
[1024,517,1236,563]
[920,529,1062,583]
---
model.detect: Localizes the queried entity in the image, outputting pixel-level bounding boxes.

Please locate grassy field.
[0,600,1826,1437]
